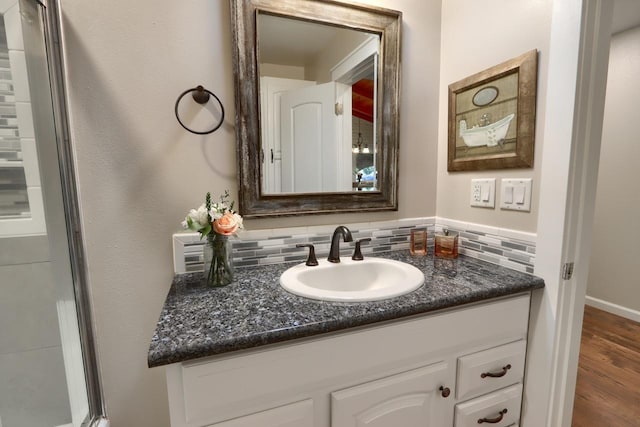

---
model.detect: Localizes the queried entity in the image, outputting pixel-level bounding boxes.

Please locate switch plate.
[470,178,495,208]
[501,178,532,211]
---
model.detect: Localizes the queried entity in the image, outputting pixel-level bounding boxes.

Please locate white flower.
[192,204,210,227]
[186,209,200,225]
[233,213,244,230]
[210,210,223,220]
[183,203,211,232]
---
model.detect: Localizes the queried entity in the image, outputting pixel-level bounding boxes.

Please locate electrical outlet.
[470,178,495,208]
[472,182,482,202]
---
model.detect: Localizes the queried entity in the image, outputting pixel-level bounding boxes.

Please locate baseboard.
[585,296,640,323]
[94,418,110,427]
[55,416,110,427]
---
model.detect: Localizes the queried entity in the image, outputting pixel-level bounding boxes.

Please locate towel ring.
[174,85,225,135]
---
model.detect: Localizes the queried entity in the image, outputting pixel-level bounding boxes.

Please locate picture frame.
[447,50,537,172]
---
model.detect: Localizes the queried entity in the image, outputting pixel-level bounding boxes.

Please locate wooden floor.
[572,305,640,426]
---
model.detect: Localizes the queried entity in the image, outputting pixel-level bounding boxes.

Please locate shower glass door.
[0,1,97,426]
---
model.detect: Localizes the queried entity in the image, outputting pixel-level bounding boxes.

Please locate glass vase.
[203,232,234,287]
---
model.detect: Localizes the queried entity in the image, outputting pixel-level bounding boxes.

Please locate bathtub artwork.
[448,49,537,171]
[459,113,515,148]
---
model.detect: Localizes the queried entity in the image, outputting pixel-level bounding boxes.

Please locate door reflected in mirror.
[257,12,380,194]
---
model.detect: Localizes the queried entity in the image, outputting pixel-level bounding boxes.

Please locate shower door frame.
[39,0,108,425]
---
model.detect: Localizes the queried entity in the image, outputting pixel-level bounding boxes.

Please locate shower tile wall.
[0,12,28,218]
[0,238,72,427]
[0,2,45,237]
[0,348,70,427]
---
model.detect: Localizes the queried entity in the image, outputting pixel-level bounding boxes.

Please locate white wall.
[59,0,441,425]
[587,26,640,313]
[436,0,552,233]
[307,29,370,83]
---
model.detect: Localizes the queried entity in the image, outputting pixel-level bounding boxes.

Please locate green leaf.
[185,217,202,233]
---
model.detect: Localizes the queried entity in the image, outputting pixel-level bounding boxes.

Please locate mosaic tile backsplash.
[437,221,536,274]
[173,218,536,275]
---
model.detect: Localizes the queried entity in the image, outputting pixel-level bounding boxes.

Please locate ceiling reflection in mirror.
[257,12,381,194]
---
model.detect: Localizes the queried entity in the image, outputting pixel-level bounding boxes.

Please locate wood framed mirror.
[230,0,401,218]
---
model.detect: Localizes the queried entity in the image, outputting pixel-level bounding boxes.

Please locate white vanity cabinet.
[165,294,532,427]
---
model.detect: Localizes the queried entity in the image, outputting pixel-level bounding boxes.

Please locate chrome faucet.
[327,226,353,263]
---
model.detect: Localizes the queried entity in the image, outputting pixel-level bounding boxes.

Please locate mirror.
[258,13,380,194]
[231,0,401,218]
[472,86,499,107]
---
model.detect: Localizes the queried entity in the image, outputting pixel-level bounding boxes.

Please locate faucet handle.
[352,238,372,261]
[296,244,319,266]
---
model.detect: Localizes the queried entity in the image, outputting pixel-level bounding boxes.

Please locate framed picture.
[448,50,537,172]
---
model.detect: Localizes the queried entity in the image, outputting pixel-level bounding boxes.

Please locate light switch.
[500,178,532,212]
[514,185,526,204]
[470,178,495,208]
[504,186,514,204]
[481,184,490,202]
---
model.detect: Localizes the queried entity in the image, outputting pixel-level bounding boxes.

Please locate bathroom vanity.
[149,252,543,427]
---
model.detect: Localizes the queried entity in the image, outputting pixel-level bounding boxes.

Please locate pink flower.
[213,212,240,236]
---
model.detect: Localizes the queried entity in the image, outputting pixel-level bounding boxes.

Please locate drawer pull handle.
[481,364,512,378]
[439,386,451,398]
[478,408,507,424]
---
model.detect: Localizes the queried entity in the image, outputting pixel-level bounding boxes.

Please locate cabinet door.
[331,362,451,427]
[208,399,314,427]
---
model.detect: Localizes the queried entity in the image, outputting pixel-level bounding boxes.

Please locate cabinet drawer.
[454,383,522,427]
[456,340,526,400]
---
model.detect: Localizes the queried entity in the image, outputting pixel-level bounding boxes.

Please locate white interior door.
[526,1,614,426]
[260,77,315,194]
[280,82,338,193]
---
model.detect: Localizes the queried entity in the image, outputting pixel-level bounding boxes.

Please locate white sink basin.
[279,257,424,302]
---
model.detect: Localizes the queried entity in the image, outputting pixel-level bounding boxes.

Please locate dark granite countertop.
[148,252,544,368]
